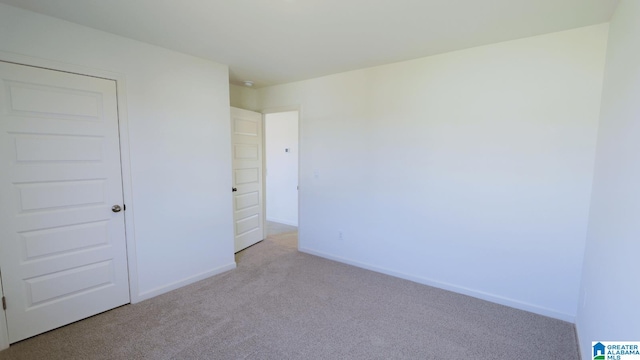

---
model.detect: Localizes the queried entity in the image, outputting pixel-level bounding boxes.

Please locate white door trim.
[260,106,302,247]
[0,51,139,350]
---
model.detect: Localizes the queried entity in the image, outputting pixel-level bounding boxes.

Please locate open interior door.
[230,107,264,252]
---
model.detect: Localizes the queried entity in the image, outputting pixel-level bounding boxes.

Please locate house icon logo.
[593,342,605,360]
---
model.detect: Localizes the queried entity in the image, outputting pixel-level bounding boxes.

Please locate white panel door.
[231,107,264,252]
[0,61,130,343]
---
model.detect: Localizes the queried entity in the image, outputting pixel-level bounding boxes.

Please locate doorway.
[264,111,299,238]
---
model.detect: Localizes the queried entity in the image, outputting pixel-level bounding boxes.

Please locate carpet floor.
[266,221,297,236]
[0,230,579,359]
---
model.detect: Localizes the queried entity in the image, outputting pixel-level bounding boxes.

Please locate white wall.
[257,24,609,321]
[0,3,235,302]
[576,1,640,357]
[265,111,299,226]
[230,84,259,111]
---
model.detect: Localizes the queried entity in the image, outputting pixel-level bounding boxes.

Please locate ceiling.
[0,0,618,88]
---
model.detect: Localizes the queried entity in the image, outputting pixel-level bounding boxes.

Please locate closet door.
[0,61,129,343]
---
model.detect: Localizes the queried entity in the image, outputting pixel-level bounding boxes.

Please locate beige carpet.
[0,231,578,359]
[266,221,297,236]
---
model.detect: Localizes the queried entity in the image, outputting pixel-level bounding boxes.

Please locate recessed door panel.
[14,135,103,162]
[236,214,260,236]
[6,81,101,120]
[17,180,106,211]
[233,118,258,136]
[234,144,259,160]
[234,168,259,185]
[235,191,259,211]
[25,260,114,307]
[21,221,109,261]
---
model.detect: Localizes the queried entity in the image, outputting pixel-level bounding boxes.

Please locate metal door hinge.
[2,296,6,310]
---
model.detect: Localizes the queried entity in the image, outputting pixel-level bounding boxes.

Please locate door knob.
[232,187,238,192]
[112,205,122,213]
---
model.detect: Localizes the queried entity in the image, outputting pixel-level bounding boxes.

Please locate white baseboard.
[266,217,298,227]
[299,247,575,323]
[133,262,236,303]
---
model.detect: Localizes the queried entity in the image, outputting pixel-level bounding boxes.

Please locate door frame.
[260,106,301,245]
[0,51,139,350]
